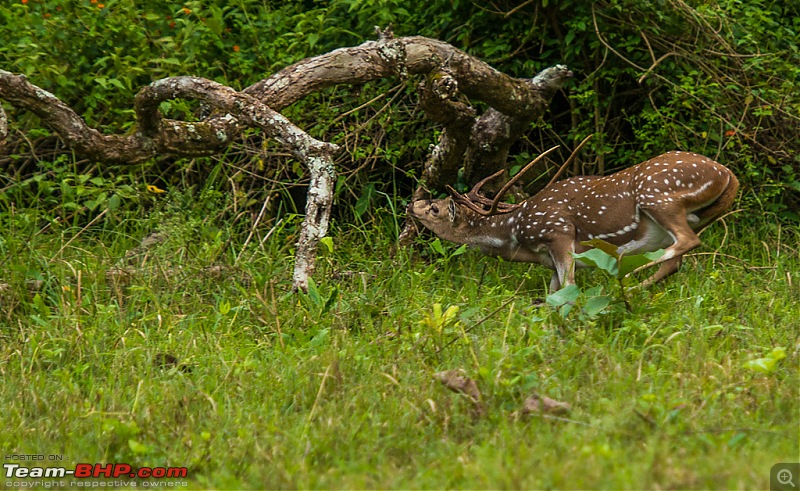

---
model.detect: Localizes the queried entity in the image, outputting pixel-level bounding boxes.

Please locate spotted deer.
[407,150,739,292]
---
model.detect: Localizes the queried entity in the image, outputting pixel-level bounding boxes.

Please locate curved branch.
[0,70,155,161]
[414,71,477,192]
[246,36,571,119]
[135,77,337,160]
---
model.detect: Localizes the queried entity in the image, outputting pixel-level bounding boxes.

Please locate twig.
[329,84,403,126]
[270,281,285,349]
[440,275,532,351]
[592,7,645,72]
[49,208,108,263]
[686,252,775,271]
[489,145,561,213]
[677,427,787,437]
[638,52,677,84]
[256,217,283,252]
[530,413,595,427]
[633,409,658,428]
[439,296,518,351]
[640,30,657,65]
[504,0,535,17]
[236,192,272,265]
[307,364,332,426]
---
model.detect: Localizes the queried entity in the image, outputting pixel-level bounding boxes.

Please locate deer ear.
[448,199,459,223]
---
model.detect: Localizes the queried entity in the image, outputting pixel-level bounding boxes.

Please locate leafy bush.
[1,0,798,222]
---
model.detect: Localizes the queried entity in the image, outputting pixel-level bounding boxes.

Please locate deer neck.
[457,208,527,250]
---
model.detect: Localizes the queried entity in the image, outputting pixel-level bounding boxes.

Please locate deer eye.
[430,204,440,215]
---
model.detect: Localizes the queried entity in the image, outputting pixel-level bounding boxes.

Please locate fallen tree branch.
[245,34,569,118]
[0,30,572,293]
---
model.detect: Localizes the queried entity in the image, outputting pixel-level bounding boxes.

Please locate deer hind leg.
[637,173,738,288]
[632,208,703,288]
[693,173,740,233]
[640,256,683,288]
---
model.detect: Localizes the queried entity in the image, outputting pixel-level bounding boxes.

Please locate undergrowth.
[0,183,797,489]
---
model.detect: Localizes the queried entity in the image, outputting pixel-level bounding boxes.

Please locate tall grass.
[0,184,797,489]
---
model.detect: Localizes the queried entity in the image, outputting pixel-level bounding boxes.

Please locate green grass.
[0,190,797,490]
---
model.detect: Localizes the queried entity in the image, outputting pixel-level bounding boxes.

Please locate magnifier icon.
[778,469,796,487]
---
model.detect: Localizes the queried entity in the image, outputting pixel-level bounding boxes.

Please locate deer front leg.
[548,239,576,293]
[549,272,562,292]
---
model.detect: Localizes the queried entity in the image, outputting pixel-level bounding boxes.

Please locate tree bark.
[398,63,572,245]
[0,104,7,148]
[0,30,571,292]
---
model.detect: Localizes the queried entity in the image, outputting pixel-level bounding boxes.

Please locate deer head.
[407,145,563,243]
[406,197,469,244]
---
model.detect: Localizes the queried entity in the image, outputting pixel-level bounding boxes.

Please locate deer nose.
[407,201,425,211]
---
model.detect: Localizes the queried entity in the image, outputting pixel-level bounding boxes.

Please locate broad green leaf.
[743,347,786,374]
[572,248,618,275]
[108,194,121,210]
[743,357,778,374]
[618,249,665,277]
[306,277,322,308]
[109,78,127,91]
[322,287,339,315]
[768,347,787,361]
[128,439,148,455]
[430,239,446,256]
[546,284,580,307]
[320,236,334,253]
[433,303,443,322]
[584,295,612,317]
[441,305,460,324]
[584,285,604,297]
[451,244,468,256]
[580,238,620,258]
[355,183,375,218]
[309,328,329,348]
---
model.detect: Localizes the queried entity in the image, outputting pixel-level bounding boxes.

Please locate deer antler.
[445,168,514,215]
[448,145,560,216]
[544,134,593,188]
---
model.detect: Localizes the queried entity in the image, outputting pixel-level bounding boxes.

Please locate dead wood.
[0,29,571,292]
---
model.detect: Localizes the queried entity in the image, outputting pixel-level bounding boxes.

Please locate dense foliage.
[1,0,798,222]
[1,2,797,488]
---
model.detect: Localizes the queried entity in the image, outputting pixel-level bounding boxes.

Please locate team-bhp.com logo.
[5,462,187,482]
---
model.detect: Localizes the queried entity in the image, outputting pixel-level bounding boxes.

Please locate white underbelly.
[616,216,674,255]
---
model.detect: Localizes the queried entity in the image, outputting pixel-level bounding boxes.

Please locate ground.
[0,193,797,489]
